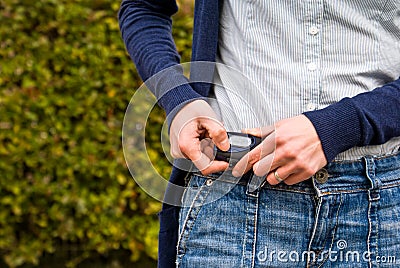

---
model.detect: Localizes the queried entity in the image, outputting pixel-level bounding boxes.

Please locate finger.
[253,153,274,177]
[200,139,215,160]
[170,121,198,158]
[200,138,212,150]
[280,172,312,185]
[266,147,290,173]
[231,154,252,177]
[242,125,275,138]
[170,135,191,158]
[176,125,213,162]
[203,146,215,160]
[202,118,230,151]
[266,168,292,185]
[170,145,186,159]
[200,160,230,175]
[176,132,202,160]
[231,133,275,177]
[188,144,229,175]
[188,144,210,169]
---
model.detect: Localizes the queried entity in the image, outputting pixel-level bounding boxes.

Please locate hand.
[169,100,230,175]
[232,115,327,185]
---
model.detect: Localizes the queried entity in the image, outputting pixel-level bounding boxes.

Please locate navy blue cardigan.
[119,1,400,267]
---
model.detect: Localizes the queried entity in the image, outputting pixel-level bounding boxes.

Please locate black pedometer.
[214,132,262,164]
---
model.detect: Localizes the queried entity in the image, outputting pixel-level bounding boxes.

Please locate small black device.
[214,132,262,164]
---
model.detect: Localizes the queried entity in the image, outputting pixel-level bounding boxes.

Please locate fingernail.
[232,170,239,177]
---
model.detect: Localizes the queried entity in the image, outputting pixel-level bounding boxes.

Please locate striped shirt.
[212,0,400,161]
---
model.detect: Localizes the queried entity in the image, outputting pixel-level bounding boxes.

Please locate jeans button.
[206,179,213,186]
[314,168,329,184]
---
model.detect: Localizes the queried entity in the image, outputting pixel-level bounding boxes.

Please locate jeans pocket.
[176,175,212,266]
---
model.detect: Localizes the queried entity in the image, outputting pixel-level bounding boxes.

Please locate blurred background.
[0,0,194,267]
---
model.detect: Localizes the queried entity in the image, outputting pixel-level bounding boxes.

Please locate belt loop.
[246,175,263,198]
[363,156,380,267]
[363,156,380,201]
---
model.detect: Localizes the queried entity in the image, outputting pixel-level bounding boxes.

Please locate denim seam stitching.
[320,188,368,195]
[263,186,314,194]
[317,181,400,195]
[251,194,259,268]
[375,204,380,268]
[176,180,212,261]
[309,195,341,267]
[307,197,322,267]
[367,198,373,268]
[241,206,247,267]
[380,181,400,189]
[317,194,343,268]
[241,195,251,268]
[367,191,381,268]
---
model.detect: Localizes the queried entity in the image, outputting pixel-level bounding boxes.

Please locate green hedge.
[0,0,193,267]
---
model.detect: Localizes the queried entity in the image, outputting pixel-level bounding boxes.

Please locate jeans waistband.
[192,151,400,195]
[314,151,400,194]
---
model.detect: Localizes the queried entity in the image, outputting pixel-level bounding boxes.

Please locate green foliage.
[0,0,194,267]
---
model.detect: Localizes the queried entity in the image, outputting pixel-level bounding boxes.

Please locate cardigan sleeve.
[304,78,400,162]
[118,0,203,121]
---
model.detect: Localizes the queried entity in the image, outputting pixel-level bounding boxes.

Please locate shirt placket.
[303,0,324,113]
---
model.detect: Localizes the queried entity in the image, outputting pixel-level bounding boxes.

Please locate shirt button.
[307,62,317,71]
[306,102,316,111]
[309,26,319,35]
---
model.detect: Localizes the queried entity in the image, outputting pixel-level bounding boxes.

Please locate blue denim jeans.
[176,153,400,267]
